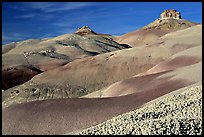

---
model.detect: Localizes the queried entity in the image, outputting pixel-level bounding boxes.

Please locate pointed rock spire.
[75,26,97,35]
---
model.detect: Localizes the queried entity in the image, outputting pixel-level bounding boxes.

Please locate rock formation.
[160,10,181,19]
[116,9,198,47]
[75,26,97,35]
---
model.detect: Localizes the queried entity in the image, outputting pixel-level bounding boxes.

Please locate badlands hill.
[2,26,130,90]
[2,9,202,135]
[114,10,198,47]
[2,24,202,108]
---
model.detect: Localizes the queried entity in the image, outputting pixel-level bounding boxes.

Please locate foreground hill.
[77,83,202,135]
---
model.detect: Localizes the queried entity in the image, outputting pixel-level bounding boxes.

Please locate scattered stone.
[78,85,202,135]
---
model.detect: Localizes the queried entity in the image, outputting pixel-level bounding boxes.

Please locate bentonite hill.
[2,7,202,135]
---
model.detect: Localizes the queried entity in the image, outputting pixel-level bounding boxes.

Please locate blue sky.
[2,2,202,45]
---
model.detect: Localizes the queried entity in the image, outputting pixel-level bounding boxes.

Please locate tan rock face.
[160,10,181,19]
[75,26,97,35]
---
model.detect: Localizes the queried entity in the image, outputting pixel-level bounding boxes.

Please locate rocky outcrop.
[23,50,69,60]
[75,26,97,35]
[142,9,197,31]
[160,10,181,19]
[23,50,54,58]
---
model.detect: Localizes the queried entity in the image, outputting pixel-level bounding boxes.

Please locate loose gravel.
[77,85,202,135]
